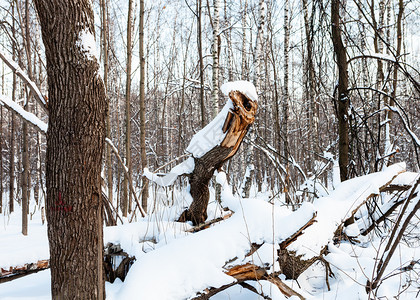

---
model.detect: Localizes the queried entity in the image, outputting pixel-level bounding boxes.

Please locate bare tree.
[139,0,149,212]
[123,0,134,217]
[331,0,350,181]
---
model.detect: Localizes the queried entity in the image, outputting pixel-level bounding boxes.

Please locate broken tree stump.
[179,88,258,225]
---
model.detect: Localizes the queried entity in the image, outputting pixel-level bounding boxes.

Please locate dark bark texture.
[34,1,106,299]
[331,0,350,181]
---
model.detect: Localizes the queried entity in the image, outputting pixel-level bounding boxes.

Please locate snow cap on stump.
[221,81,258,102]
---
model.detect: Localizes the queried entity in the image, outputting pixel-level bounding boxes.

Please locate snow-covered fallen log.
[279,163,406,279]
[115,195,315,299]
[0,260,49,284]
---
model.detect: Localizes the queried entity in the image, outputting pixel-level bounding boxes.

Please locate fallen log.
[0,260,49,283]
[192,263,305,300]
[277,164,406,280]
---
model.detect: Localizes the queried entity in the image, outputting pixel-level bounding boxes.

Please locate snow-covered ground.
[1,164,419,299]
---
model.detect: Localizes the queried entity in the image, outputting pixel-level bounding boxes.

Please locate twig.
[105,138,146,218]
[367,176,420,292]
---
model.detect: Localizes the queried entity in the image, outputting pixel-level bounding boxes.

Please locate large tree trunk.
[179,90,258,225]
[34,1,106,299]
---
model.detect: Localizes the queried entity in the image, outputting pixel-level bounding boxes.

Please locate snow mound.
[118,197,315,299]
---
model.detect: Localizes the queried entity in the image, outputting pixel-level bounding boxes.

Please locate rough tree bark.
[34,1,107,298]
[212,0,220,118]
[179,91,258,225]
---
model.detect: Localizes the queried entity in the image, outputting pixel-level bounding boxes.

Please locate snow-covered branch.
[0,50,48,111]
[0,94,48,133]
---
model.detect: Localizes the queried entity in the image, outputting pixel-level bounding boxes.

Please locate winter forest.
[0,0,420,299]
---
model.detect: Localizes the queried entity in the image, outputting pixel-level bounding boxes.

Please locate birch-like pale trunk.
[197,0,206,127]
[282,0,291,200]
[212,0,220,118]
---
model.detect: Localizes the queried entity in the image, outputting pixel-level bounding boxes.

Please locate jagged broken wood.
[192,263,305,300]
[0,260,49,284]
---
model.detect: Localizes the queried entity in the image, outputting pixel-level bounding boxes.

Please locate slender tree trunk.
[224,0,233,81]
[123,0,133,217]
[303,0,318,167]
[241,0,247,79]
[9,2,16,213]
[282,0,291,201]
[0,56,3,213]
[34,1,107,298]
[21,0,33,236]
[331,0,350,181]
[211,0,220,118]
[139,0,149,212]
[197,0,206,128]
[0,104,2,214]
[390,0,404,124]
[101,0,113,209]
[242,0,264,198]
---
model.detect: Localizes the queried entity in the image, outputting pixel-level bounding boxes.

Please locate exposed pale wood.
[267,276,305,300]
[186,212,233,233]
[225,263,266,280]
[0,260,49,283]
[193,263,306,300]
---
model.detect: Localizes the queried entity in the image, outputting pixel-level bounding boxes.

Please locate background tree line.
[0,0,419,222]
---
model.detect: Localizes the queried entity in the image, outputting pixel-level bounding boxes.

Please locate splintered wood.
[221,90,258,159]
